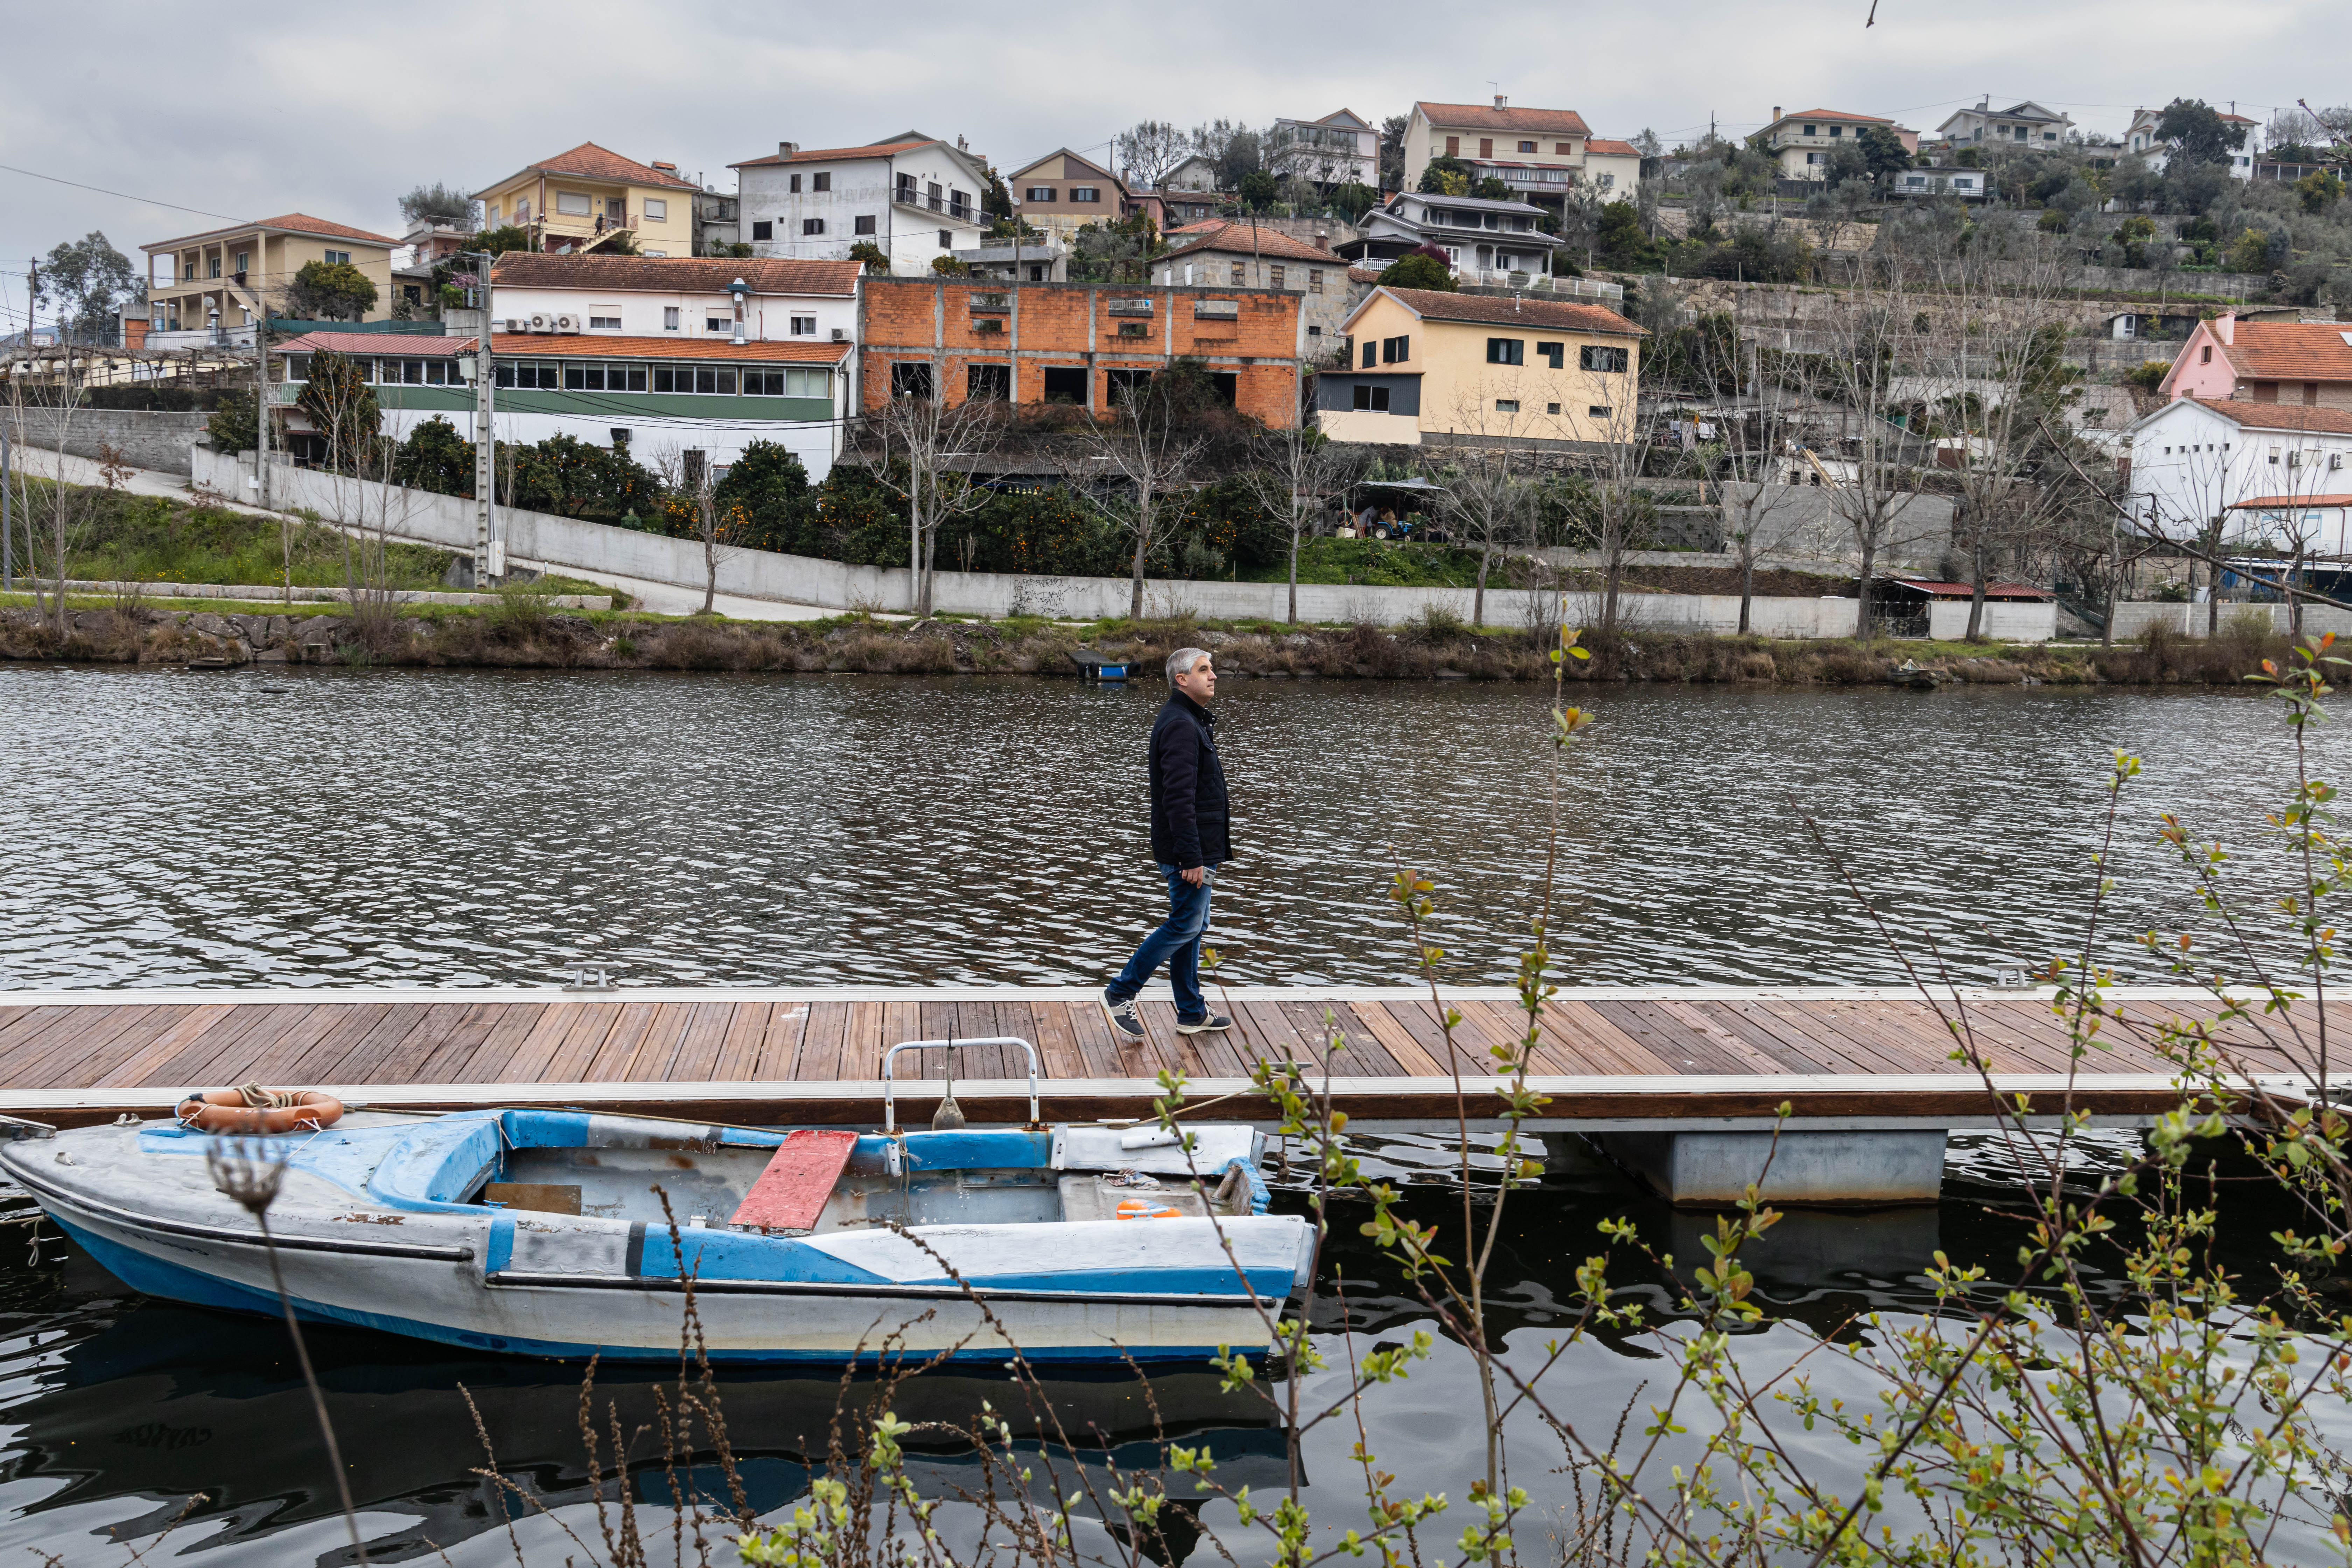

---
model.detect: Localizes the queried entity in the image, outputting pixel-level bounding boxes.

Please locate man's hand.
[1180,865,1206,887]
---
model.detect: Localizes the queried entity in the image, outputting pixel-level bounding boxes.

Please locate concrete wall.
[1927,598,2060,641]
[1719,483,1955,573]
[197,445,2052,639]
[7,408,210,475]
[2110,600,2352,639]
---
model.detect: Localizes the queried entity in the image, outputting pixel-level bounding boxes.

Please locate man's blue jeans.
[1107,863,1215,1023]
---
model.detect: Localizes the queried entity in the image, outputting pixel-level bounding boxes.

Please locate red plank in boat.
[729,1129,860,1233]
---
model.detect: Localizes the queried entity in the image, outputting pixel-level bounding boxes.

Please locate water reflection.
[2,667,2340,990]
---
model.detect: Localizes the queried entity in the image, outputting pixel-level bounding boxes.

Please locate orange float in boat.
[174,1085,344,1135]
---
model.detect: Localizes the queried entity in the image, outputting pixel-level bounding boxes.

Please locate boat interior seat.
[1057,1171,1251,1223]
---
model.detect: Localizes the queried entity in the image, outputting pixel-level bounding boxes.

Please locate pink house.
[2160,313,2352,409]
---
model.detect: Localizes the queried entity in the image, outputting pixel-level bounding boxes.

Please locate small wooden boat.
[2,1091,1304,1364]
[1888,659,1942,691]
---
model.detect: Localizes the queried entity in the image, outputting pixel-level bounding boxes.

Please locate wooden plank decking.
[0,985,2332,1129]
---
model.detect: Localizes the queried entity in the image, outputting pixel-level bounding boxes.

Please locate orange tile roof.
[1161,222,1342,265]
[493,254,860,295]
[1375,286,1646,336]
[2189,397,2352,435]
[144,212,398,252]
[2221,321,2352,383]
[1584,138,1643,158]
[1347,265,1385,284]
[1776,109,1895,125]
[1417,101,1592,137]
[481,142,699,194]
[731,139,931,169]
[2229,492,2352,508]
[491,333,850,363]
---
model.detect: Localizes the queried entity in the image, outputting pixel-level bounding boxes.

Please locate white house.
[733,132,989,278]
[2127,396,2352,546]
[2123,106,2261,178]
[1938,98,2075,149]
[1336,191,1558,288]
[1267,109,1380,188]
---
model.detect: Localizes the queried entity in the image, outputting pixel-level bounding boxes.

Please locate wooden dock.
[0,985,2322,1130]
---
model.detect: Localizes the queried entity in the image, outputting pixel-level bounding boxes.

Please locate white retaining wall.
[1927,600,2061,642]
[2110,601,2352,639]
[194,447,2050,638]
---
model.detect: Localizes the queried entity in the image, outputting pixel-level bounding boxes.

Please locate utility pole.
[3,425,12,592]
[467,251,497,587]
[254,312,271,512]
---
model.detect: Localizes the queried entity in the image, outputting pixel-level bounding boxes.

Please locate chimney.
[1494,93,1507,110]
[2216,311,2236,345]
[1772,106,1782,124]
[779,141,799,159]
[1314,229,1330,251]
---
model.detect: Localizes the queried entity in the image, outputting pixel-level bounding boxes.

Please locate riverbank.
[0,594,2285,686]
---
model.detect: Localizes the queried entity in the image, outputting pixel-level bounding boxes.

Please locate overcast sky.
[2,0,2343,328]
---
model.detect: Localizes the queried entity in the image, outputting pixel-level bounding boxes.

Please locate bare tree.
[1695,324,1816,632]
[1436,388,1539,628]
[1819,257,1935,637]
[1077,376,1207,620]
[872,377,1007,616]
[4,346,102,633]
[1114,121,1191,191]
[1235,405,1366,625]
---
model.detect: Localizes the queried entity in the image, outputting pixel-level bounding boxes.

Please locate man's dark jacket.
[1148,692,1231,869]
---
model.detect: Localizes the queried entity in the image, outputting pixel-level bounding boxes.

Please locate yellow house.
[473,142,701,257]
[140,214,398,344]
[1318,287,1646,447]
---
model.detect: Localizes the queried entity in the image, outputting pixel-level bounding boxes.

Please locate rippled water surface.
[1,665,2341,989]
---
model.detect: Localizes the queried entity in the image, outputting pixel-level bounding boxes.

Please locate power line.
[0,162,239,222]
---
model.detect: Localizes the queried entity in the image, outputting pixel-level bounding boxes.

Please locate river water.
[2,665,2348,1564]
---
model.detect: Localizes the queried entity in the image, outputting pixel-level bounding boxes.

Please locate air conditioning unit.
[503,317,528,333]
[528,313,553,333]
[830,328,846,342]
[554,314,581,334]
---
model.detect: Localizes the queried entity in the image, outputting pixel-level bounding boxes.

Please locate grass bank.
[0,592,2291,688]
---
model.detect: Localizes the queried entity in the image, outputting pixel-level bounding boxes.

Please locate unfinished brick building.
[857,278,1302,428]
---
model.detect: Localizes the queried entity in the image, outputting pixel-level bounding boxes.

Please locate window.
[285,354,311,381]
[897,173,917,202]
[234,251,249,273]
[1538,341,1564,368]
[751,220,774,241]
[1270,265,1285,288]
[1479,138,1493,158]
[556,191,592,216]
[1363,341,1377,369]
[1829,125,1843,138]
[403,284,421,305]
[1025,186,1056,202]
[611,365,648,391]
[1518,140,1536,153]
[611,428,631,447]
[790,174,802,193]
[1589,405,1611,418]
[812,172,831,192]
[1803,124,1818,136]
[890,361,933,399]
[2202,345,2213,363]
[644,197,667,221]
[1042,366,1089,403]
[790,314,816,335]
[1580,344,1629,373]
[967,364,1010,400]
[1382,335,1408,364]
[1117,321,1149,337]
[1807,152,1821,166]
[664,307,681,331]
[1495,398,1519,412]
[323,250,352,267]
[1555,141,1573,154]
[803,218,826,235]
[854,214,875,235]
[514,199,530,222]
[589,312,621,331]
[1230,262,1247,285]
[1352,384,1391,411]
[939,230,952,248]
[1486,337,1524,365]
[785,368,828,398]
[1953,177,1975,190]
[1598,174,1615,190]
[1445,136,1460,156]
[706,315,732,332]
[1309,270,1323,294]
[1071,187,1100,202]
[1546,401,1561,414]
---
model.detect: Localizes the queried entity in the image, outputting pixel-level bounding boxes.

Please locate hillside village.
[9,91,2352,642]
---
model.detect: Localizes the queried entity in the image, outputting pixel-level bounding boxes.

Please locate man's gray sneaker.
[1102,989,1146,1042]
[1175,1013,1233,1035]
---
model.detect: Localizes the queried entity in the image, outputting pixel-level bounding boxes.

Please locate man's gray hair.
[1166,646,1212,686]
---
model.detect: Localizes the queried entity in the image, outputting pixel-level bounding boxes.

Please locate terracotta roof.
[144,212,398,252]
[479,142,698,195]
[2229,493,2352,509]
[281,331,476,356]
[731,139,930,169]
[1160,222,1340,265]
[1372,286,1646,337]
[1348,265,1384,284]
[2189,397,2352,435]
[1584,139,1643,158]
[492,254,860,295]
[491,333,850,363]
[2221,321,2352,383]
[1416,102,1592,138]
[1777,108,1896,126]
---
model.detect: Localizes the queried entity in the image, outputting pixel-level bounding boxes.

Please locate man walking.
[1102,647,1232,1042]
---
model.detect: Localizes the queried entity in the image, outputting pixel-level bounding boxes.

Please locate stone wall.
[198,448,2050,639]
[6,408,211,475]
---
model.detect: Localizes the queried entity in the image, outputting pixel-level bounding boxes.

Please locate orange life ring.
[174,1088,345,1135]
[1114,1196,1185,1221]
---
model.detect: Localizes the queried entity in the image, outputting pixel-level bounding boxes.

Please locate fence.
[191,447,2052,639]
